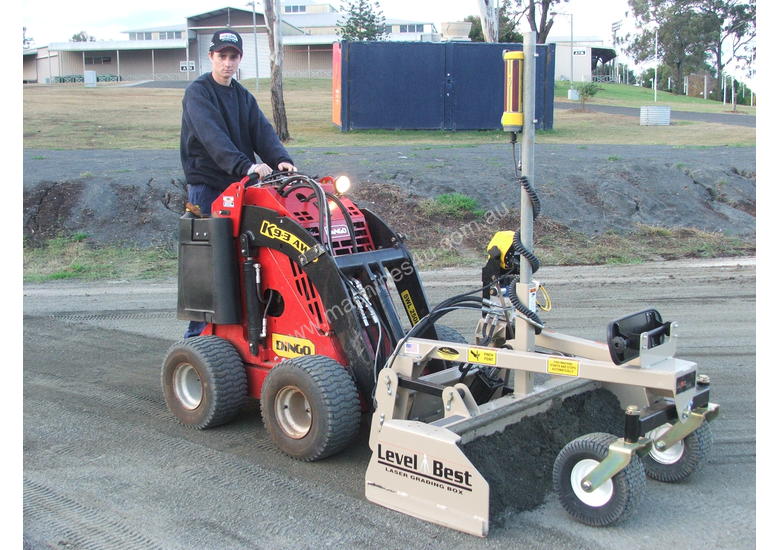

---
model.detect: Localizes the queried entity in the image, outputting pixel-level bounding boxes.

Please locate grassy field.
[23,78,755,149]
[22,223,754,282]
[555,81,757,115]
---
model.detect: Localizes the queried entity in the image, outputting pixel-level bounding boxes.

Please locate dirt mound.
[22,145,756,251]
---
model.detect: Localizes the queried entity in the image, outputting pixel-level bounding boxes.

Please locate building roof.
[48,39,188,51]
[123,24,186,33]
[283,33,340,45]
[187,6,259,23]
[285,12,432,28]
[547,36,607,46]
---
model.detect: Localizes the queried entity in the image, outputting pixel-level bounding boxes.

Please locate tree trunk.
[674,62,684,95]
[715,47,723,102]
[264,0,290,142]
[478,0,499,42]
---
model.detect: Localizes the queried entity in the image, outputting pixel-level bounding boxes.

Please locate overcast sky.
[21,0,758,84]
[22,1,629,47]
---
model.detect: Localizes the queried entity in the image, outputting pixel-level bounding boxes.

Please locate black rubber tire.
[643,421,713,482]
[553,432,646,527]
[434,324,468,344]
[161,336,247,430]
[260,355,361,462]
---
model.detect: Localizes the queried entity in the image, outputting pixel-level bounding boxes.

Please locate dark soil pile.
[22,145,756,250]
[461,388,625,527]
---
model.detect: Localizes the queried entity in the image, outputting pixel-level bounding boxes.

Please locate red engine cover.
[206,176,375,399]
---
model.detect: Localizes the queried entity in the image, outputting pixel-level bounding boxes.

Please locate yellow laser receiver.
[501,50,524,132]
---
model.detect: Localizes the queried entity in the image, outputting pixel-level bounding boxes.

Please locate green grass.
[419,193,486,219]
[24,234,177,282]
[555,81,756,115]
[23,222,754,280]
[23,78,755,149]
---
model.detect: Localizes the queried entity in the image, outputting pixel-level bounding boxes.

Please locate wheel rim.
[173,363,203,410]
[647,423,685,464]
[571,459,614,507]
[274,385,312,439]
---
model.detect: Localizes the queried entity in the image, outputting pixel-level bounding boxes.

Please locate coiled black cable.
[511,175,541,274]
[507,276,544,333]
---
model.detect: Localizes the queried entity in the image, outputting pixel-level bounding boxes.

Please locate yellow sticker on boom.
[272,333,316,359]
[468,348,497,365]
[436,346,460,360]
[547,357,580,377]
[260,220,310,253]
[400,290,420,325]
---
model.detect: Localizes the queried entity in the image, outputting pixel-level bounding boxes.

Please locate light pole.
[553,12,575,99]
[653,27,658,102]
[247,1,260,94]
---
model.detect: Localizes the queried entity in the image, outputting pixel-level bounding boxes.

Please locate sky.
[19,0,757,84]
[21,1,630,47]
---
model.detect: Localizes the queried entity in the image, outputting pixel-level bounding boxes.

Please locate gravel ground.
[22,258,756,549]
[23,144,755,248]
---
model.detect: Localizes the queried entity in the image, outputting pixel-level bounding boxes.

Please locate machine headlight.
[335,175,351,195]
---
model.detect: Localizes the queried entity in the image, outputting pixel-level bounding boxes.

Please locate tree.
[696,0,755,99]
[505,0,570,44]
[624,0,754,99]
[337,0,388,41]
[625,1,717,95]
[23,27,33,49]
[464,1,522,42]
[70,31,95,42]
[575,82,603,110]
[478,0,499,42]
[264,0,290,142]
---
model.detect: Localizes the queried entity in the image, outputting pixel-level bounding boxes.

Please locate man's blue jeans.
[183,183,223,339]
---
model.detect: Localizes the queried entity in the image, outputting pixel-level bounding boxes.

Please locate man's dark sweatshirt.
[180,73,293,191]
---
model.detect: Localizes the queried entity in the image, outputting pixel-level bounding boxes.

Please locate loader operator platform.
[180,27,296,337]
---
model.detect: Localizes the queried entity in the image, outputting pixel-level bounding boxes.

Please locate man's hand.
[278,162,297,172]
[248,163,273,177]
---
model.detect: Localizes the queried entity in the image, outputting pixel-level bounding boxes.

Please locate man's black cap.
[209,28,243,55]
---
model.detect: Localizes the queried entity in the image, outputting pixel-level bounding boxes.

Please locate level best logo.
[376,443,473,494]
[271,333,315,358]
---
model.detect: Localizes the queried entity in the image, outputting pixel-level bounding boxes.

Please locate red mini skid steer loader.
[163,171,464,461]
[162,170,719,536]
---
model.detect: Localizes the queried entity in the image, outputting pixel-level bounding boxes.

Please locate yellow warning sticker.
[547,357,580,377]
[260,220,310,254]
[468,348,497,365]
[400,290,420,325]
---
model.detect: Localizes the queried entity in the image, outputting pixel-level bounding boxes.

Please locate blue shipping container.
[333,41,556,131]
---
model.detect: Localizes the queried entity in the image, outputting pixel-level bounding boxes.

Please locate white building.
[547,35,617,83]
[23,2,454,83]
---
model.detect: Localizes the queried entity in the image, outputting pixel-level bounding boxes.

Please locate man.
[180,28,295,337]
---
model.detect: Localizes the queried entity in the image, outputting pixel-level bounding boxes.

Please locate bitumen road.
[554,101,756,127]
[22,257,756,549]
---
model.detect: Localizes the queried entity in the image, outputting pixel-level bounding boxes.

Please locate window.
[85,56,111,65]
[399,24,424,33]
[144,32,152,40]
[284,4,305,12]
[161,31,182,39]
